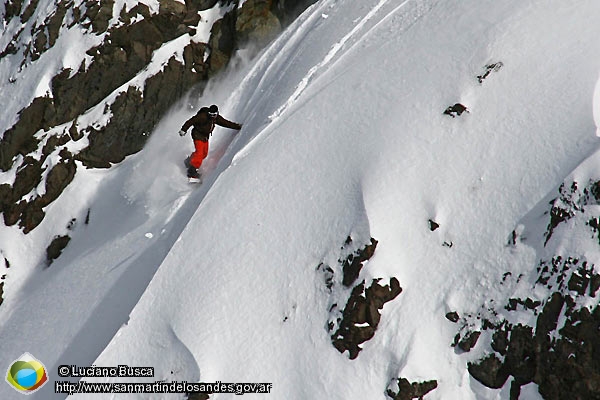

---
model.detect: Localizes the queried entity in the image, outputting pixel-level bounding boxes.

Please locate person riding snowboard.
[179,104,242,179]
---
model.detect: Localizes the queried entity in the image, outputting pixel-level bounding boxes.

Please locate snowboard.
[184,157,202,184]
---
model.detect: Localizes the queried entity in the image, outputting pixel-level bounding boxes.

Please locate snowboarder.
[179,104,242,180]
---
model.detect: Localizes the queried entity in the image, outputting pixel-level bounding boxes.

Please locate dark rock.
[445,311,459,323]
[568,270,591,296]
[342,238,378,287]
[468,354,509,389]
[41,134,70,160]
[545,206,572,245]
[41,158,77,207]
[0,184,12,214]
[205,0,312,74]
[537,303,600,399]
[509,381,522,400]
[183,10,202,27]
[535,292,564,337]
[331,281,374,359]
[591,180,600,203]
[0,96,53,171]
[9,158,77,232]
[20,200,46,233]
[186,0,219,12]
[69,121,83,141]
[12,157,44,199]
[476,62,503,84]
[470,289,600,398]
[428,219,440,231]
[159,0,188,15]
[59,148,72,160]
[508,229,518,246]
[47,3,68,47]
[85,0,115,33]
[456,330,481,352]
[50,68,86,124]
[76,87,146,167]
[504,296,539,311]
[503,324,536,384]
[542,182,592,246]
[387,378,438,400]
[183,41,209,75]
[590,274,600,297]
[524,297,541,310]
[589,217,600,236]
[0,41,18,59]
[118,3,152,26]
[20,0,39,23]
[316,263,335,291]
[3,0,24,22]
[270,0,318,27]
[46,235,71,265]
[443,103,468,118]
[31,29,48,61]
[3,200,26,227]
[0,258,7,307]
[491,325,510,355]
[208,11,238,73]
[332,278,402,359]
[236,0,282,47]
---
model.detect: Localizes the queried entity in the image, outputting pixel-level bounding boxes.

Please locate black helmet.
[208,104,218,117]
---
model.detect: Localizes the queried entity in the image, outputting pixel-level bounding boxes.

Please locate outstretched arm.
[216,115,242,130]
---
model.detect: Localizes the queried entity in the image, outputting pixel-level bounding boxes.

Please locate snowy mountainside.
[1,0,600,399]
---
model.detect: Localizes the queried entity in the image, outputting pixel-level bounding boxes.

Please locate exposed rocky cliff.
[452,176,600,399]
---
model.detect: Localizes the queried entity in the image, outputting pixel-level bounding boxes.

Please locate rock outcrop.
[456,178,600,399]
[386,378,438,400]
[318,237,402,359]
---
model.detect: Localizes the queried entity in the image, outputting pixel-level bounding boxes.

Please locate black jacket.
[181,107,241,142]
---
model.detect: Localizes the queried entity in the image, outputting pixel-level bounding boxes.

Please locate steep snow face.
[1,0,600,399]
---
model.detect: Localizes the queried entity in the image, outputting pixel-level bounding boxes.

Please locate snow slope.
[2,0,600,399]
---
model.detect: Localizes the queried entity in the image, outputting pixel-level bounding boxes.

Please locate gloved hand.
[179,129,186,137]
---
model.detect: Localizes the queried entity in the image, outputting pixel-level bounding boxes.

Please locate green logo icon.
[6,353,48,395]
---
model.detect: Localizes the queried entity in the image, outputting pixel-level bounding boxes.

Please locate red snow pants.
[190,139,209,169]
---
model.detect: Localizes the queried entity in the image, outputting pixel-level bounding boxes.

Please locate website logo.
[6,353,48,395]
